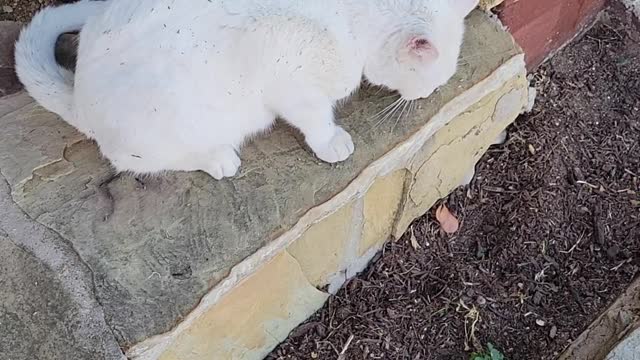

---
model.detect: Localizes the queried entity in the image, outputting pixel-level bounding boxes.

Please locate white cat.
[15,0,478,180]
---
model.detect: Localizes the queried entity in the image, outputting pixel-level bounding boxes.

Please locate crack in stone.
[0,166,126,359]
[0,98,33,119]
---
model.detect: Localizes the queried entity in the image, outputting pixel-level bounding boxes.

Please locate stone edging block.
[560,277,640,360]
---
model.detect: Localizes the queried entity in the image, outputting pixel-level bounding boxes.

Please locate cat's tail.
[14,0,106,121]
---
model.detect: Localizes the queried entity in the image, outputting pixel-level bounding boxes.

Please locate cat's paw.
[312,126,355,163]
[205,147,241,180]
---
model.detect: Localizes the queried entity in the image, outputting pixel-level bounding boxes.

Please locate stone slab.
[0,10,521,349]
[607,328,640,360]
[0,237,100,360]
[360,170,407,255]
[560,277,640,360]
[0,174,123,360]
[287,202,355,287]
[157,252,328,360]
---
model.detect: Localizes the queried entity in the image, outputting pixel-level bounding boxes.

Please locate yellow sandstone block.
[359,170,407,255]
[394,76,527,237]
[159,252,328,360]
[287,203,355,287]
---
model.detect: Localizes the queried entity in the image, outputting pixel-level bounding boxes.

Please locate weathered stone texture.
[0,236,95,360]
[360,170,407,255]
[394,78,528,237]
[158,253,327,360]
[0,174,123,360]
[287,203,355,287]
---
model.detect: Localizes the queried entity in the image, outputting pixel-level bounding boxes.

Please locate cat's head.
[364,0,478,100]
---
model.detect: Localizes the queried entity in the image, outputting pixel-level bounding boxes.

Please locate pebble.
[2,5,13,13]
[607,244,620,259]
[550,325,558,339]
[533,291,543,305]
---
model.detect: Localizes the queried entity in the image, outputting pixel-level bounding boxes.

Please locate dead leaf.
[435,204,459,234]
[409,226,421,250]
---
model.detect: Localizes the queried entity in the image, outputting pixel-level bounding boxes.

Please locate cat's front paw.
[205,147,241,180]
[312,126,355,163]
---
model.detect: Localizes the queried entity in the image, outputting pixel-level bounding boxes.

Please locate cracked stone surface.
[0,11,520,349]
[0,173,123,359]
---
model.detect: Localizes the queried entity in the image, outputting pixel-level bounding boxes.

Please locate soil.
[0,0,69,22]
[269,7,640,360]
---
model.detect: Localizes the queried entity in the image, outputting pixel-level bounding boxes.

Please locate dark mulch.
[0,0,70,22]
[269,8,640,360]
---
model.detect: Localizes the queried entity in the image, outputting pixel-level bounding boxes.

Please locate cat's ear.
[407,37,439,61]
[453,0,479,17]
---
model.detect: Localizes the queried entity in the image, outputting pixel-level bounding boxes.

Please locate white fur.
[15,0,478,180]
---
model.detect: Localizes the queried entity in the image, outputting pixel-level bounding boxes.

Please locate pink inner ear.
[408,37,439,59]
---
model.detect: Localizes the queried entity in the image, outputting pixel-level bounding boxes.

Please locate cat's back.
[80,0,345,44]
[74,0,358,111]
[79,0,243,54]
[77,0,349,69]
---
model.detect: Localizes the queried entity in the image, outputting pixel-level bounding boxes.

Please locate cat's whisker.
[392,99,411,132]
[371,98,402,121]
[370,104,397,123]
[372,98,405,129]
[406,100,415,120]
[372,87,387,96]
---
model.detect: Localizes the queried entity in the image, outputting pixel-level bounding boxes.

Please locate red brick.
[499,0,606,69]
